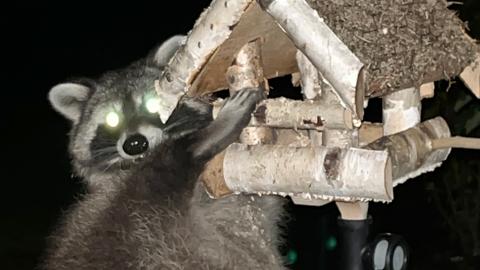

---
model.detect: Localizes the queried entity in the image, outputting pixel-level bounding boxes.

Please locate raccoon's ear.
[48,83,91,123]
[149,35,186,68]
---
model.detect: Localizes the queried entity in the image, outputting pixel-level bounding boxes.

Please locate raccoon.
[43,36,287,270]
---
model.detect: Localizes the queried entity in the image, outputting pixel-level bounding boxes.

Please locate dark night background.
[1,1,479,270]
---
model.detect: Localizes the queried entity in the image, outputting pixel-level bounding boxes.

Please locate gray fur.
[152,35,186,67]
[44,37,287,269]
[49,83,91,123]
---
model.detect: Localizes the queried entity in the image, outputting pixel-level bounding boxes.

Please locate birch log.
[226,39,266,94]
[382,87,421,136]
[366,117,451,186]
[155,0,255,123]
[258,0,366,120]
[224,144,393,202]
[213,97,353,130]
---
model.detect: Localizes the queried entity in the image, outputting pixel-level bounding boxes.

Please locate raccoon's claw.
[190,87,265,161]
[231,88,264,102]
[218,88,264,119]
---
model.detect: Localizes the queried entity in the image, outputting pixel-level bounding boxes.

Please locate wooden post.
[315,82,367,219]
[382,87,421,136]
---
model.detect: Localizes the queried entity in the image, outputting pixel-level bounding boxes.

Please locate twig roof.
[189,0,477,97]
[306,0,478,96]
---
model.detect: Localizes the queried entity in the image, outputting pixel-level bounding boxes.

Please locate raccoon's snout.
[123,133,149,156]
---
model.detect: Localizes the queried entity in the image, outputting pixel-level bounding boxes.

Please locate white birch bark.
[155,0,255,123]
[258,0,366,120]
[213,97,353,130]
[366,117,451,186]
[382,87,421,136]
[224,144,393,202]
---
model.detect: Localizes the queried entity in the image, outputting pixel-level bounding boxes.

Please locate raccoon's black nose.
[123,134,149,156]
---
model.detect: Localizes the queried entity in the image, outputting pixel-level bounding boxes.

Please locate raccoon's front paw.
[217,88,264,124]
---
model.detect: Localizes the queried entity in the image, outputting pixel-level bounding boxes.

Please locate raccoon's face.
[48,35,212,177]
[75,86,171,172]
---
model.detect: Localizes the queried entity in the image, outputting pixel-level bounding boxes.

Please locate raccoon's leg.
[190,87,263,162]
[141,87,262,199]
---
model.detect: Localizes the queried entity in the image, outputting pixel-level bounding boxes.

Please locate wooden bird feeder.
[155,0,480,208]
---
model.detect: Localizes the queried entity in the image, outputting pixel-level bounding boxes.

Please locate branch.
[432,136,480,150]
[382,87,421,136]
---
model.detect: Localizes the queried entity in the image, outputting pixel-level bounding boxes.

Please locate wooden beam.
[336,202,369,220]
[382,87,421,136]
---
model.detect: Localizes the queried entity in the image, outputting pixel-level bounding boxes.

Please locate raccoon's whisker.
[164,118,200,135]
[90,149,116,157]
[91,140,117,148]
[90,148,119,163]
[101,157,121,173]
[163,121,188,133]
[90,147,117,158]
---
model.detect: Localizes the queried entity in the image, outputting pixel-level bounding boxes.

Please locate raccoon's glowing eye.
[105,111,120,128]
[145,97,160,114]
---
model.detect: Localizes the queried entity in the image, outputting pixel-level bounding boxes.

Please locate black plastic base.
[337,217,371,270]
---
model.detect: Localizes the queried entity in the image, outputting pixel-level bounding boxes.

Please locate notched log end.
[200,152,233,199]
[252,103,267,124]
